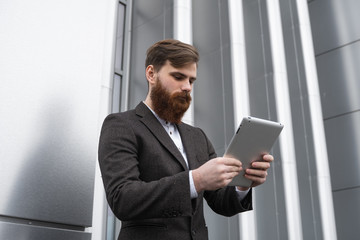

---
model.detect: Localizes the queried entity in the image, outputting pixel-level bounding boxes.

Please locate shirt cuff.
[189,170,198,199]
[235,187,250,201]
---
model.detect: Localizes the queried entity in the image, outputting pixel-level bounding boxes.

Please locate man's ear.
[145,65,156,84]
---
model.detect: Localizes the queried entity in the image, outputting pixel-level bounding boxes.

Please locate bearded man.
[98,39,274,240]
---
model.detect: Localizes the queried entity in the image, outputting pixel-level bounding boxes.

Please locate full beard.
[150,79,192,124]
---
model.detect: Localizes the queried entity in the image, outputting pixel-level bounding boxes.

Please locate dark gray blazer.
[98,102,252,240]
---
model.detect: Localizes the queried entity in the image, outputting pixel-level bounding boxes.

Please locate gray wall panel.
[193,0,234,155]
[194,45,235,155]
[253,141,288,240]
[192,0,221,55]
[129,0,173,109]
[0,99,96,226]
[243,1,290,239]
[194,49,228,154]
[324,112,360,190]
[245,0,330,238]
[244,0,275,120]
[0,57,97,227]
[0,222,90,240]
[316,42,360,119]
[132,0,172,29]
[309,0,360,55]
[333,187,360,239]
[193,1,237,239]
[280,0,325,238]
[248,73,277,120]
[221,43,236,148]
[243,0,273,83]
[309,0,360,238]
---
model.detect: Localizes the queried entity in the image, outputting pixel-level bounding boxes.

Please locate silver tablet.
[224,116,283,187]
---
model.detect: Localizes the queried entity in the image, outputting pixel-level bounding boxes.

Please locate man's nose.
[181,80,192,92]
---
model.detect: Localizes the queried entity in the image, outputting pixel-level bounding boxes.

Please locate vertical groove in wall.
[218,0,227,149]
[295,0,337,239]
[266,0,303,239]
[286,0,319,238]
[121,0,133,112]
[228,1,256,239]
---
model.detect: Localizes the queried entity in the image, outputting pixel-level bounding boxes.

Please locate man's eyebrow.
[170,71,186,77]
[170,71,197,80]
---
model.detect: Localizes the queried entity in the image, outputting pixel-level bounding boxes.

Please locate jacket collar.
[135,102,191,170]
[177,123,197,170]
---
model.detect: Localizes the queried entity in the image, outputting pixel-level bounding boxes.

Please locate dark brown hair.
[145,39,199,72]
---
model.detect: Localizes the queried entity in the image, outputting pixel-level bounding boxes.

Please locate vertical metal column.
[92,0,133,239]
[266,0,303,239]
[174,0,194,126]
[228,0,256,239]
[92,1,119,239]
[295,0,337,239]
[120,0,133,112]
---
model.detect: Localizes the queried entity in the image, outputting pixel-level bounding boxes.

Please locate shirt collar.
[143,101,172,127]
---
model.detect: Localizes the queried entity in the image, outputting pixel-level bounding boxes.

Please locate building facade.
[0,0,359,239]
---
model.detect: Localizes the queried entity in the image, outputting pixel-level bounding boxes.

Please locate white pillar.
[266,0,303,239]
[91,0,119,239]
[295,0,337,239]
[174,0,194,126]
[228,0,257,239]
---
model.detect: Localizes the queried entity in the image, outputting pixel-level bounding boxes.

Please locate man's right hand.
[192,157,242,192]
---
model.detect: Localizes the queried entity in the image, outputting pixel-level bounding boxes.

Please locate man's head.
[145,39,199,72]
[144,39,199,124]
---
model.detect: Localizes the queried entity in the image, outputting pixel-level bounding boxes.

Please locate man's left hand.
[236,154,274,191]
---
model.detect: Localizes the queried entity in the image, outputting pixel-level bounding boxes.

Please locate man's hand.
[237,154,274,191]
[192,157,242,193]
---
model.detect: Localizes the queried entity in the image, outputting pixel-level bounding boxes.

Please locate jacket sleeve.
[98,114,193,221]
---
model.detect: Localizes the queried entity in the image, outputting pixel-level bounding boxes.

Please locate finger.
[227,166,242,173]
[222,165,242,174]
[247,175,266,186]
[251,161,270,170]
[262,154,274,162]
[216,172,239,188]
[244,171,267,184]
[227,171,240,179]
[223,157,242,167]
[246,168,268,178]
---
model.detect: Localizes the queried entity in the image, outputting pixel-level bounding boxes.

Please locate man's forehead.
[166,61,197,75]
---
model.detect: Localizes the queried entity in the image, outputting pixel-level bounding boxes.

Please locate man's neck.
[144,96,154,111]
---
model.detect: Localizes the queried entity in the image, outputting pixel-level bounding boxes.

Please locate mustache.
[172,91,191,101]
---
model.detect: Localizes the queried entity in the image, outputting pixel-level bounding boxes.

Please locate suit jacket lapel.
[135,102,188,170]
[177,122,201,211]
[177,123,198,170]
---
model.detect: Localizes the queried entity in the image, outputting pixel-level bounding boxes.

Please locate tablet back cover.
[225,116,283,187]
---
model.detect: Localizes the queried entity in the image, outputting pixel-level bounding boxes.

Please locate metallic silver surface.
[129,0,173,109]
[309,1,360,239]
[309,0,360,55]
[316,41,360,119]
[324,111,360,190]
[0,97,96,226]
[192,1,238,239]
[0,22,97,228]
[333,187,360,239]
[0,222,91,240]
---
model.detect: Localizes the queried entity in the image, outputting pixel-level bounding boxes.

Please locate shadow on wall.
[4,98,94,227]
